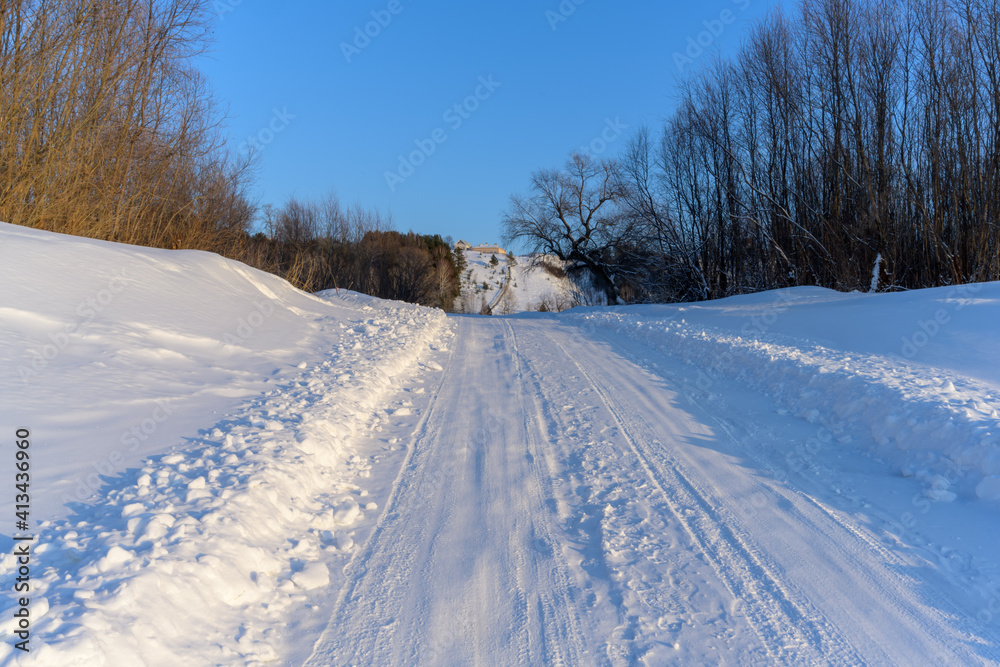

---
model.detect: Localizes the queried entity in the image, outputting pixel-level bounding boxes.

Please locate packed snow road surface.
[4,224,1000,665]
[306,314,999,665]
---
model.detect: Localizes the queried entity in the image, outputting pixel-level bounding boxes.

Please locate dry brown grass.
[0,0,255,253]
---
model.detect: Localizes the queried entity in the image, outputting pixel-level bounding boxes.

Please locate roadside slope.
[0,223,450,664]
[0,221,371,521]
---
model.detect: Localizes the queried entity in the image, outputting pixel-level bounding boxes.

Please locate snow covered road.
[5,223,1000,664]
[307,318,590,665]
[306,314,1000,665]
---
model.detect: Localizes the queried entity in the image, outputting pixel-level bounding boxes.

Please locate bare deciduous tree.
[502,152,633,304]
[609,0,1000,300]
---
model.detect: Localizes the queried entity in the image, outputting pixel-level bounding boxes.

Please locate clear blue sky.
[197,0,782,247]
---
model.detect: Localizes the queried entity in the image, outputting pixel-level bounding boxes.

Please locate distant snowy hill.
[453,250,601,314]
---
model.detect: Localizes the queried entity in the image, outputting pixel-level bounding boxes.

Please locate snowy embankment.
[455,251,587,314]
[0,223,448,664]
[567,284,1000,505]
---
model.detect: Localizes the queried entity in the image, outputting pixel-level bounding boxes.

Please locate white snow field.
[2,221,1000,665]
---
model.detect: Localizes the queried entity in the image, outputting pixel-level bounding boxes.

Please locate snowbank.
[0,223,448,664]
[566,284,1000,503]
[1,221,354,519]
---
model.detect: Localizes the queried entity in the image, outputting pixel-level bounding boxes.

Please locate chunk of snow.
[97,546,133,572]
[333,499,361,525]
[291,563,330,590]
[976,476,1000,500]
[923,487,957,502]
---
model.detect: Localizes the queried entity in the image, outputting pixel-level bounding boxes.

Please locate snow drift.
[567,284,1000,504]
[0,222,448,664]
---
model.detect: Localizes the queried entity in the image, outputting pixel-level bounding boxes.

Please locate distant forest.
[4,0,999,309]
[0,0,462,308]
[505,0,1000,303]
[249,196,464,310]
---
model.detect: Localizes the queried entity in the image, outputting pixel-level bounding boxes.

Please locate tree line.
[246,195,464,310]
[0,0,254,253]
[505,0,1000,303]
[0,0,463,310]
[12,0,996,310]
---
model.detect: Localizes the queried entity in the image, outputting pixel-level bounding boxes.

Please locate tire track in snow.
[509,326,657,664]
[589,324,1000,663]
[305,318,593,665]
[502,318,590,666]
[532,321,861,665]
[303,328,458,666]
[509,321,766,663]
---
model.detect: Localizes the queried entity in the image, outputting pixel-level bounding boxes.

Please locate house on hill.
[469,243,506,255]
[454,239,471,251]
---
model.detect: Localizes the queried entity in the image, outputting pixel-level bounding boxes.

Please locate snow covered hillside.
[453,250,595,314]
[0,222,449,663]
[3,221,1000,665]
